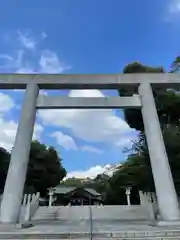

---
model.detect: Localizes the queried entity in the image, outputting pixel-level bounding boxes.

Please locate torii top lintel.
[0,73,180,89]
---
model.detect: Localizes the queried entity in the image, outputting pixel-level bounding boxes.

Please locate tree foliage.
[61,177,83,187]
[171,56,180,73]
[113,58,180,196]
[0,141,66,196]
[119,62,165,130]
[25,141,66,195]
[0,147,10,194]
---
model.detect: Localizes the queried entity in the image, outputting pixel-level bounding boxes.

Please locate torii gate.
[0,73,180,225]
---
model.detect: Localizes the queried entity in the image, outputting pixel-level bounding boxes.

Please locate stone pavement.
[0,220,180,239]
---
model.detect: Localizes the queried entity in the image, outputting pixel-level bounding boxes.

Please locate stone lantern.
[125,186,132,206]
[48,187,54,207]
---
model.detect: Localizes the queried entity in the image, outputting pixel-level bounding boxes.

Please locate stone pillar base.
[0,222,33,230]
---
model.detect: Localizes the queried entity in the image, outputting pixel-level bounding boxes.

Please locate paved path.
[1,221,180,239]
[1,220,180,233]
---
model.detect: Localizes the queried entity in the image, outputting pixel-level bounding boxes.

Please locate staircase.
[32,206,60,222]
[33,205,154,221]
[0,206,180,239]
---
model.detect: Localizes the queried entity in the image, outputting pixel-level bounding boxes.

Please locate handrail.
[89,205,93,240]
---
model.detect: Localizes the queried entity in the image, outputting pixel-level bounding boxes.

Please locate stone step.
[32,205,154,221]
[32,208,59,220]
[0,231,180,239]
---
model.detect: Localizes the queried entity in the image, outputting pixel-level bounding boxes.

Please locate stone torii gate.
[0,73,180,225]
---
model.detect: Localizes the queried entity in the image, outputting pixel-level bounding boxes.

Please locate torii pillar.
[0,82,39,223]
[139,82,180,224]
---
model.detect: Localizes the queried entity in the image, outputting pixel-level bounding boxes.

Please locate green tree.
[120,61,180,130]
[61,177,83,187]
[170,56,180,73]
[115,59,180,195]
[0,142,66,196]
[163,125,180,195]
[0,147,10,193]
[25,140,66,196]
[119,62,165,130]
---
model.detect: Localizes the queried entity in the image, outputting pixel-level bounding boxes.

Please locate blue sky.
[0,0,179,179]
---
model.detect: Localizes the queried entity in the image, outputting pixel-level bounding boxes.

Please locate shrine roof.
[52,185,101,196]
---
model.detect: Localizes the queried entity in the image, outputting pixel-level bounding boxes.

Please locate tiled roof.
[52,185,101,196]
[53,186,76,194]
[84,188,101,196]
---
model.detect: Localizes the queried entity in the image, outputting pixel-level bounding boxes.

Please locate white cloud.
[169,0,180,13]
[116,137,134,148]
[39,50,71,73]
[164,0,180,22]
[0,92,15,112]
[13,50,25,70]
[38,90,137,149]
[0,50,30,73]
[17,30,36,50]
[0,118,43,152]
[0,31,70,74]
[16,67,34,74]
[50,131,78,151]
[0,30,73,152]
[0,89,43,151]
[41,31,47,39]
[34,124,44,141]
[0,54,14,69]
[81,145,103,154]
[0,48,69,74]
[0,119,17,151]
[50,130,104,154]
[66,163,121,179]
[66,165,110,179]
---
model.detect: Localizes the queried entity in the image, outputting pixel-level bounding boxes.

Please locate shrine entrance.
[0,73,180,225]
